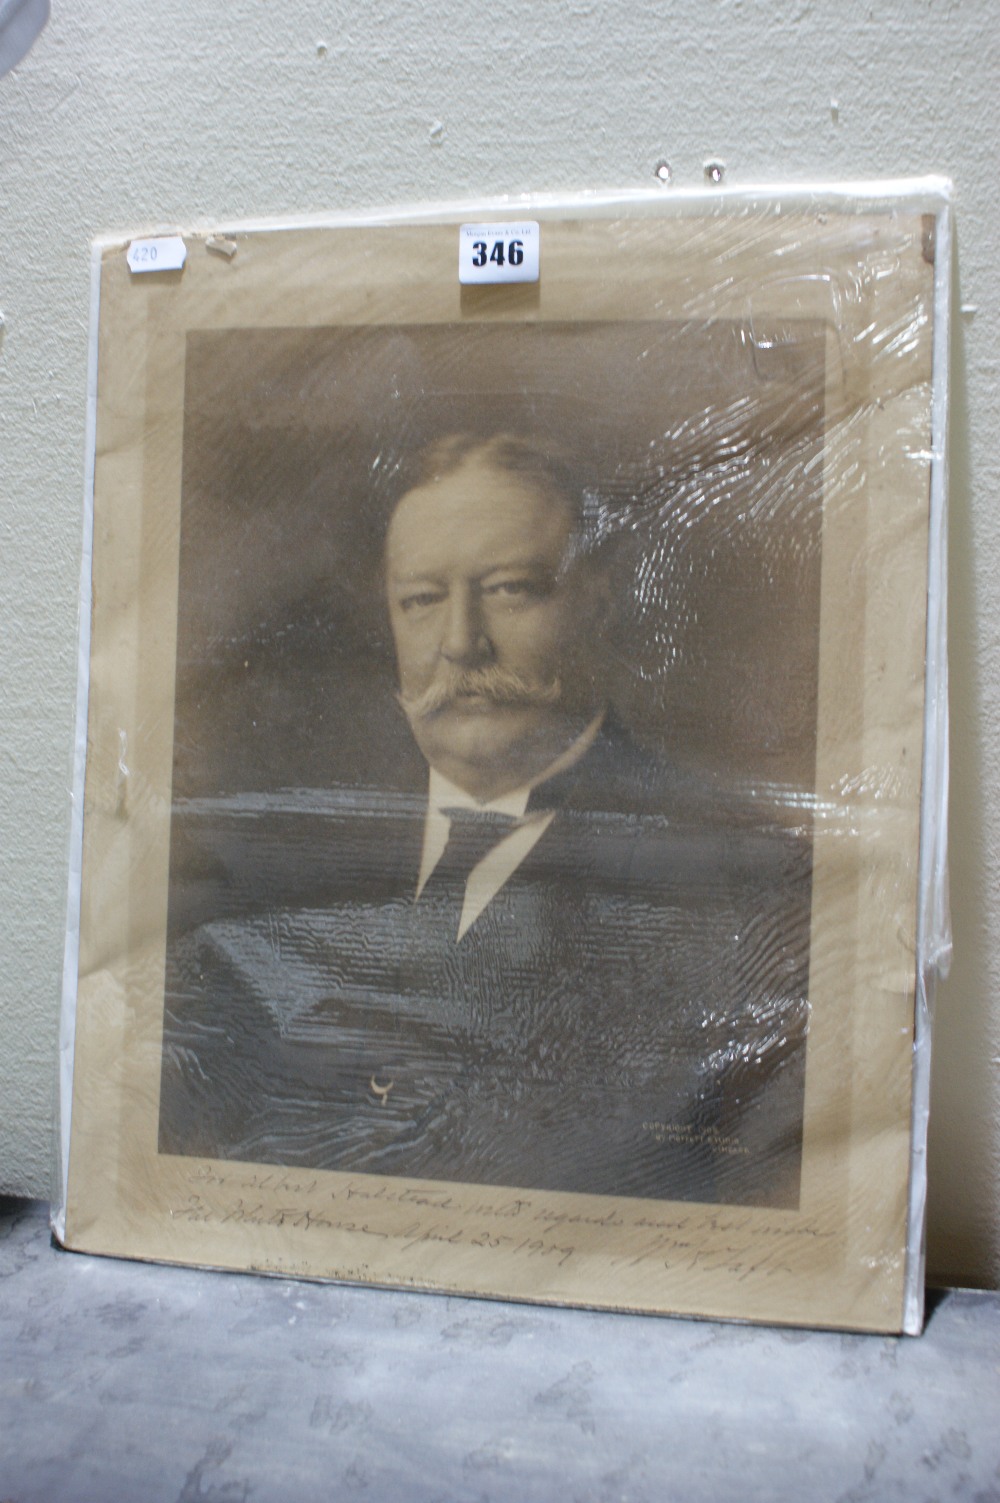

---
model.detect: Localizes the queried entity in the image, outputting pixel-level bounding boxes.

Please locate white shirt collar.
[418,711,606,937]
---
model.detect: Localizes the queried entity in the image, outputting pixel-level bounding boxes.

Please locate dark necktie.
[418,806,521,939]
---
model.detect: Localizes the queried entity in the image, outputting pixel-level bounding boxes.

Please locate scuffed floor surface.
[1,1197,998,1502]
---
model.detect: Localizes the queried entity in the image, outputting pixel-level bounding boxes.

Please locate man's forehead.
[387,457,576,540]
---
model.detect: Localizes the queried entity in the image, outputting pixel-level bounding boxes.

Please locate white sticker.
[126,236,187,274]
[459,222,539,285]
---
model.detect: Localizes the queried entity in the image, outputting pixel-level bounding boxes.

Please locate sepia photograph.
[158,319,823,1209]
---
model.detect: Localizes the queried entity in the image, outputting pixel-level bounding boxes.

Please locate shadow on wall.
[0,0,49,80]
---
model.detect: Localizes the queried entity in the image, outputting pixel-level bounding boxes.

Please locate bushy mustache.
[398,664,563,720]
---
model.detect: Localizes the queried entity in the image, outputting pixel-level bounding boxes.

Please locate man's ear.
[373,554,388,606]
[578,560,613,631]
[568,558,617,705]
[357,553,395,662]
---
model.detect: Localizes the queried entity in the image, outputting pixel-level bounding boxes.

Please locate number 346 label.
[458,222,539,285]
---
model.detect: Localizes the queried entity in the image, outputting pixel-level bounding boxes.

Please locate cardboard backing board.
[57,187,950,1332]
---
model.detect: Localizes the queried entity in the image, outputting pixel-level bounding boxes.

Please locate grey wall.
[1,1,996,1288]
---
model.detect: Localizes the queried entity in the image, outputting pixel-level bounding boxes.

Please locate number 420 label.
[458,222,539,285]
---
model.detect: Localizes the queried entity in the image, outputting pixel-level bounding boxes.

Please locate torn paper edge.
[91,176,953,252]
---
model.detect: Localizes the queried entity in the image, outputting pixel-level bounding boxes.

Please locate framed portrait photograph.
[57,185,950,1332]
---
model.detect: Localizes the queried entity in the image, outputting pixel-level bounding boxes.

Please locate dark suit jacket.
[159,722,812,1208]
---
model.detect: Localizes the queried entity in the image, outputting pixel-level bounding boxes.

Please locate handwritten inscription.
[170,1163,835,1285]
[171,1180,574,1268]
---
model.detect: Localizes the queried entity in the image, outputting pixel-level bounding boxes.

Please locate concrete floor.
[1,1197,997,1502]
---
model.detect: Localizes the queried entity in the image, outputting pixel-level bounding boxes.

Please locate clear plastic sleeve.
[55,180,951,1332]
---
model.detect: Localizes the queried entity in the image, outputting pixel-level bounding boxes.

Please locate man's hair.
[407,431,578,501]
[390,432,590,546]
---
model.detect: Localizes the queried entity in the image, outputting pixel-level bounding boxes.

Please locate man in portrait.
[159,423,813,1209]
